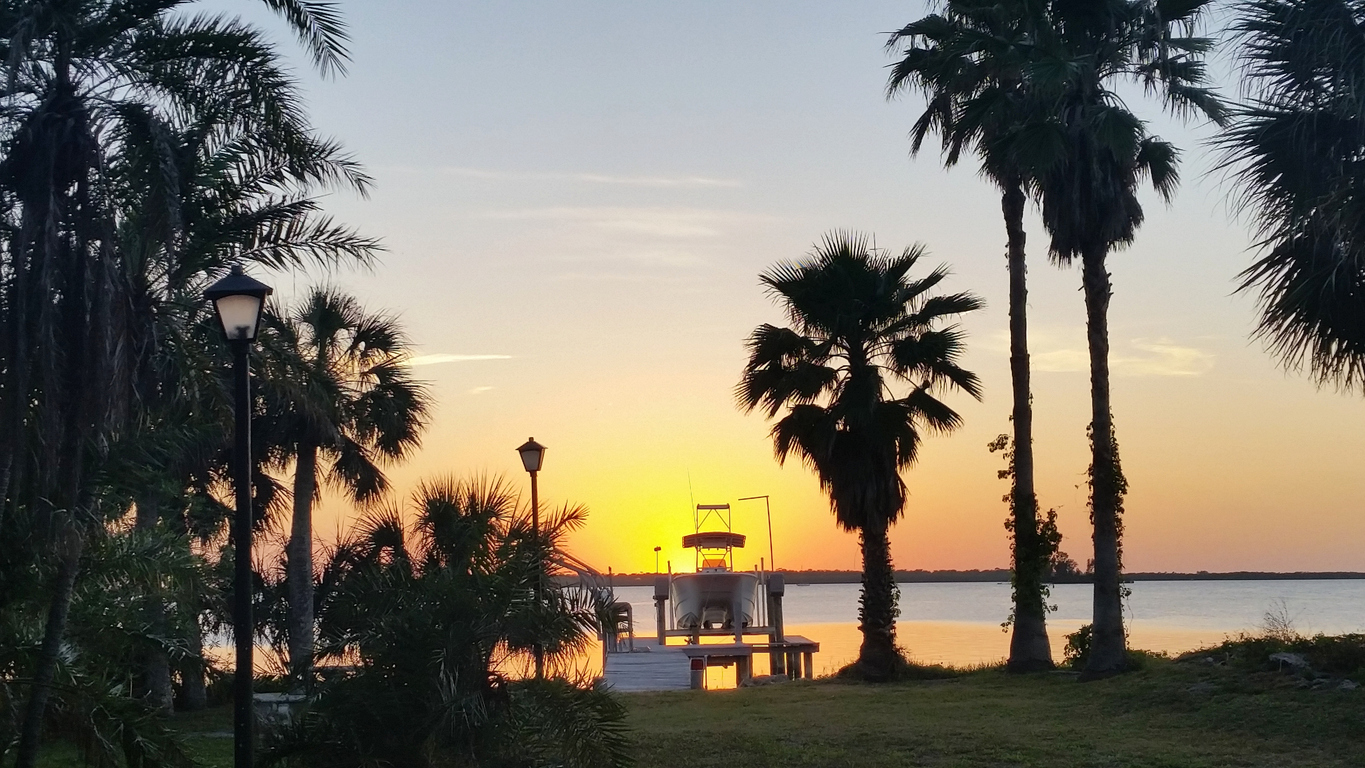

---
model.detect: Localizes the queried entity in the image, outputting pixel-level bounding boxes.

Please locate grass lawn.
[33,655,1365,767]
[624,658,1365,768]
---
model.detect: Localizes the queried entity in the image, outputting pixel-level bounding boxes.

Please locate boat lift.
[646,503,818,687]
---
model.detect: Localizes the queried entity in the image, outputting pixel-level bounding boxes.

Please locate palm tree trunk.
[1080,246,1126,678]
[179,614,209,711]
[855,518,899,681]
[1003,182,1053,673]
[135,498,174,715]
[15,524,84,768]
[288,441,317,685]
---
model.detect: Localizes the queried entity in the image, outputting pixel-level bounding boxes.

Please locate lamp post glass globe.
[205,264,273,341]
[517,438,546,473]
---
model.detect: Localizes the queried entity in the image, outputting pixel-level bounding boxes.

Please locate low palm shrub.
[260,476,631,768]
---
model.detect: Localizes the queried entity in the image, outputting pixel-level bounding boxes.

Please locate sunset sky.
[213,0,1365,574]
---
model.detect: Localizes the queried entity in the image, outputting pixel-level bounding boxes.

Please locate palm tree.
[269,476,629,768]
[737,232,983,681]
[0,2,353,760]
[1220,0,1365,389]
[258,288,431,683]
[886,0,1058,672]
[109,67,377,710]
[1022,0,1224,677]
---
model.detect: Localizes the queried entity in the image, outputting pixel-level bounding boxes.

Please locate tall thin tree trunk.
[15,524,83,768]
[288,441,317,685]
[854,518,899,682]
[179,614,208,711]
[1003,182,1053,673]
[135,499,174,715]
[1080,247,1126,678]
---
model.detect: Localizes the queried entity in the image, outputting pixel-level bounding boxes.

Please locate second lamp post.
[517,438,547,678]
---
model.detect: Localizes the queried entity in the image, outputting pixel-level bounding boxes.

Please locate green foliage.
[837,652,959,682]
[990,434,1063,631]
[1188,633,1365,681]
[259,476,631,768]
[1064,624,1093,670]
[1085,420,1129,579]
[0,526,211,767]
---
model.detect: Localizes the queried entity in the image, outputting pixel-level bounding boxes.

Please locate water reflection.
[212,580,1365,686]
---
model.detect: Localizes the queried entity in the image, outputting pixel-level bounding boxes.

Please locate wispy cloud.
[469,386,494,395]
[1033,348,1091,373]
[403,353,512,367]
[993,331,1215,377]
[380,165,742,188]
[479,206,777,241]
[1116,339,1215,377]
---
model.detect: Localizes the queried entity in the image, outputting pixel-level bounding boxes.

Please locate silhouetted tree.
[888,0,1058,672]
[738,232,982,681]
[1221,0,1365,390]
[258,288,430,683]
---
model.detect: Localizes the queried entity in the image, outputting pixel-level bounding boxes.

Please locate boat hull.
[670,572,759,630]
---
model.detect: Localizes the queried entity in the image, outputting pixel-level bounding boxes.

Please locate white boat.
[670,506,759,632]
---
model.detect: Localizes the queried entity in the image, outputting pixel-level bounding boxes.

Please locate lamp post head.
[205,265,273,342]
[654,546,661,553]
[517,437,546,473]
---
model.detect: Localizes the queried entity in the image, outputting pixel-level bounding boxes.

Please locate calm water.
[606,579,1365,678]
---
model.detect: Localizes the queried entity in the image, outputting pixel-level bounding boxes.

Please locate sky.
[206,0,1365,575]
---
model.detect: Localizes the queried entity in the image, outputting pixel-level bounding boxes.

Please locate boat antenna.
[738,495,775,571]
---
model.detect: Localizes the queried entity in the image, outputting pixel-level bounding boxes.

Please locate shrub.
[1063,624,1092,670]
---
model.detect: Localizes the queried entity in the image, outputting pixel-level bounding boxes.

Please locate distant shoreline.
[590,569,1365,587]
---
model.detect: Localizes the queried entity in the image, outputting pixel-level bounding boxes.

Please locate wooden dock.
[603,641,692,691]
[603,636,820,692]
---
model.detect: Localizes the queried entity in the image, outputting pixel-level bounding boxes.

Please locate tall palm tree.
[0,2,353,760]
[109,63,376,711]
[886,0,1058,672]
[1022,0,1224,677]
[737,232,983,681]
[1220,0,1365,389]
[259,288,431,682]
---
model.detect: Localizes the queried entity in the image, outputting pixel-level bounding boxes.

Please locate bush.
[1063,624,1092,670]
[836,647,960,681]
[1182,632,1365,681]
[258,477,632,768]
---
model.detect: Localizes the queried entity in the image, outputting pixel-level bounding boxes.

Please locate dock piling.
[653,576,669,645]
[766,573,785,676]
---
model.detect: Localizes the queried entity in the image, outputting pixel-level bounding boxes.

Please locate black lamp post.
[516,437,547,678]
[654,546,661,574]
[205,265,272,768]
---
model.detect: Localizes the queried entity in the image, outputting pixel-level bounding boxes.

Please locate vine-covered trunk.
[1080,247,1126,677]
[855,517,899,681]
[288,441,318,684]
[1003,182,1053,673]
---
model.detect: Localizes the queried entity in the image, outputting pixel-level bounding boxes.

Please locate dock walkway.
[603,636,820,692]
[603,641,691,692]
